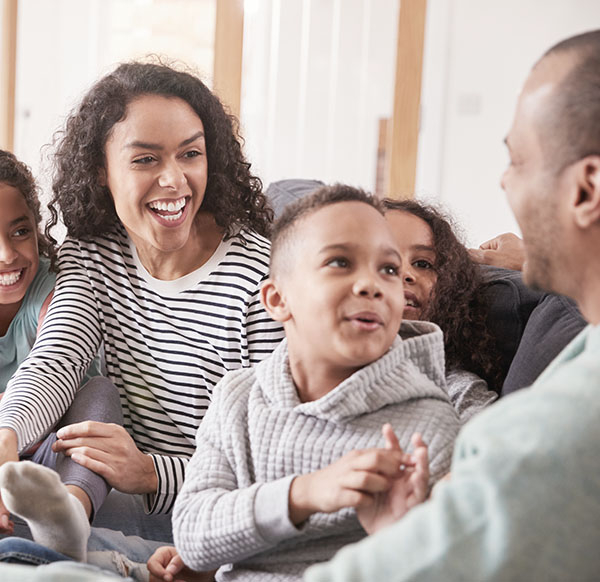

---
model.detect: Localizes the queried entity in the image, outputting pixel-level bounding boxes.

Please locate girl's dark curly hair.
[48,61,273,242]
[0,150,55,264]
[383,198,502,392]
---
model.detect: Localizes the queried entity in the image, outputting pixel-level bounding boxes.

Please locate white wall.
[13,0,215,199]
[417,0,600,246]
[241,0,399,191]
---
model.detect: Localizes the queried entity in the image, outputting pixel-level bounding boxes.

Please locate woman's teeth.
[0,270,22,286]
[148,198,187,217]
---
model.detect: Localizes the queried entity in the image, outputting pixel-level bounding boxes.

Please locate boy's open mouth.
[347,312,384,329]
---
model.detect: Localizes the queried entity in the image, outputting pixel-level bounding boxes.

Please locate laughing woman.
[0,62,284,560]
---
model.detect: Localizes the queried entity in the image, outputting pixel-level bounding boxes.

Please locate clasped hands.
[289,423,429,534]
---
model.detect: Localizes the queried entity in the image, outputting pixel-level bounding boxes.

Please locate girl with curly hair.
[383,199,500,422]
[0,62,284,562]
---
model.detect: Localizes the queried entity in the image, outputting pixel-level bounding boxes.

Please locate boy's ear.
[260,278,292,322]
[571,155,600,229]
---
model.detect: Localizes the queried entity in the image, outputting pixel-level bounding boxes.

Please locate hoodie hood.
[254,319,448,423]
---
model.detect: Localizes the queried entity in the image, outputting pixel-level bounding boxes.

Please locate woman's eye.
[381,264,400,276]
[327,257,349,268]
[413,259,433,270]
[183,150,202,159]
[132,156,155,165]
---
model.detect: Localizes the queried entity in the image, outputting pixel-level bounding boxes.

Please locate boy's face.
[269,201,405,378]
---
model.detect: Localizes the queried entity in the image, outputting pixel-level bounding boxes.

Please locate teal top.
[0,258,99,392]
[0,259,55,392]
[305,324,600,581]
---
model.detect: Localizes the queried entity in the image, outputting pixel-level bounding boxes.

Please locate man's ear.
[572,155,600,229]
[260,278,292,322]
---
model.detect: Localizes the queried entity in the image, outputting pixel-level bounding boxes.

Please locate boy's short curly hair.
[383,198,502,391]
[270,184,383,277]
[0,149,55,263]
[48,61,272,242]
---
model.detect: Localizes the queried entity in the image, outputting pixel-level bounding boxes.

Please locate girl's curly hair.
[47,61,273,242]
[383,198,502,392]
[0,150,55,264]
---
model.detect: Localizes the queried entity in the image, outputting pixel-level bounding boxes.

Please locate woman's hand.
[0,428,19,533]
[148,546,216,582]
[53,421,158,494]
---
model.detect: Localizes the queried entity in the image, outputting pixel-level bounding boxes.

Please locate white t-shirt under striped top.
[0,224,284,514]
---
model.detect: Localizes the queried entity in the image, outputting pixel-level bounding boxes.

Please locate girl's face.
[385,210,438,320]
[102,94,209,268]
[0,183,39,307]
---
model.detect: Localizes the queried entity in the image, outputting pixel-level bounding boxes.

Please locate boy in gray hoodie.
[150,184,460,582]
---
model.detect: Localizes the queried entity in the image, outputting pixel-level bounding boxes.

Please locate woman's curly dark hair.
[383,198,502,392]
[0,150,55,264]
[47,61,273,242]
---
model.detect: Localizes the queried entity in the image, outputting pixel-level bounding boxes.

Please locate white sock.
[0,461,90,561]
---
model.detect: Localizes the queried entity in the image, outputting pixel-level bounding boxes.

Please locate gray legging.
[23,376,123,519]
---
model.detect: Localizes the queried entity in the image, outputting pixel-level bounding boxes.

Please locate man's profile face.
[501,54,572,293]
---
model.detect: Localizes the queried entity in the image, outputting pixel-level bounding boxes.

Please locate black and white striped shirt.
[0,224,284,514]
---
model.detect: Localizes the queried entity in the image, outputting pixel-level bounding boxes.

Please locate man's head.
[261,184,405,380]
[502,30,600,319]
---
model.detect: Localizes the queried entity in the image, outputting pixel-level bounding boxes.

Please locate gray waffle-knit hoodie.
[173,320,460,581]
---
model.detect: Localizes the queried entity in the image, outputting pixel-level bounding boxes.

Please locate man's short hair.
[539,29,600,172]
[269,184,383,278]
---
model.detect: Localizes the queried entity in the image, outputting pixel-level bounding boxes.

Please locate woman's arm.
[0,240,103,452]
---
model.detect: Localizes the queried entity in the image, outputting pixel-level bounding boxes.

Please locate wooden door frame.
[386,0,427,199]
[1,0,18,151]
[213,0,244,119]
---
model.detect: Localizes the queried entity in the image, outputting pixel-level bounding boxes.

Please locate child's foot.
[0,461,90,561]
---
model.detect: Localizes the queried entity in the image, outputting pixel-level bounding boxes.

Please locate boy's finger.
[382,423,402,452]
[411,432,426,449]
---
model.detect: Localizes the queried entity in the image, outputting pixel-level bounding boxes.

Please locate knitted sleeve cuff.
[254,474,304,543]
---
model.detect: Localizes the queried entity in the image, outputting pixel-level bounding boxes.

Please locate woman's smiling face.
[102,94,208,264]
[385,210,438,320]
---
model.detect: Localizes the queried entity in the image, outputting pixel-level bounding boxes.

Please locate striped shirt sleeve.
[0,243,102,451]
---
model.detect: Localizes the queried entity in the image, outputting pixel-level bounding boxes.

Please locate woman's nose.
[158,161,186,190]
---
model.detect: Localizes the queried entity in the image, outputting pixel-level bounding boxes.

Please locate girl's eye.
[327,257,349,268]
[381,264,400,276]
[132,156,155,165]
[183,150,202,159]
[13,227,31,238]
[413,259,434,270]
